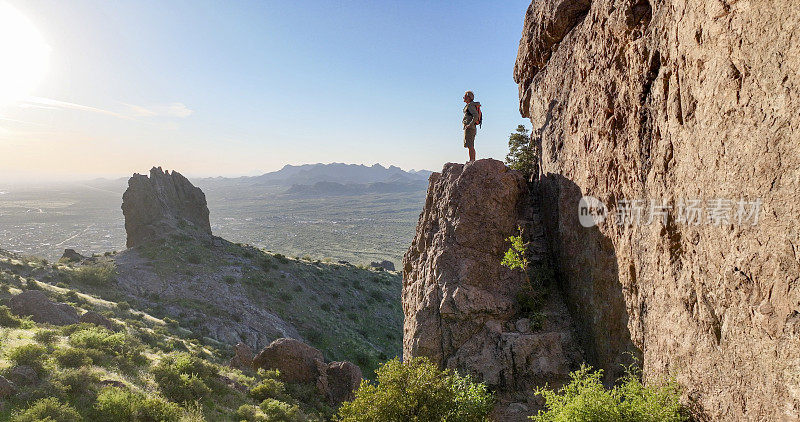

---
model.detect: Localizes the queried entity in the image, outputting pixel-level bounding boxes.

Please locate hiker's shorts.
[464,127,476,148]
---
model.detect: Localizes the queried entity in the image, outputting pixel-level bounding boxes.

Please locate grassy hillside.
[0,237,403,380]
[0,254,338,421]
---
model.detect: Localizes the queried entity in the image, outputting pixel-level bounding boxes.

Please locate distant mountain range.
[205,163,433,186]
[73,163,433,196]
[196,163,433,195]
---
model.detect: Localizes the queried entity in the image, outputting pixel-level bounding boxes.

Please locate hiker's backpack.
[473,102,483,128]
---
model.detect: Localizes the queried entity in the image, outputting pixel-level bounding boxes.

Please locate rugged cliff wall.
[122,167,212,247]
[403,160,583,420]
[515,0,800,420]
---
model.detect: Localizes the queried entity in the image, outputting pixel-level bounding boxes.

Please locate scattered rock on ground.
[252,338,325,384]
[9,290,79,326]
[8,365,38,386]
[326,361,362,404]
[370,260,395,271]
[229,342,254,370]
[60,249,85,263]
[0,375,16,398]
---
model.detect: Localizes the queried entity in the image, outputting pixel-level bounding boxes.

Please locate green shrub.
[337,357,493,422]
[54,347,93,368]
[95,386,181,422]
[34,328,60,344]
[531,364,687,422]
[260,398,303,421]
[237,404,262,421]
[0,305,22,327]
[224,276,237,284]
[250,377,287,402]
[51,367,100,398]
[68,326,146,368]
[152,353,219,403]
[11,397,82,422]
[117,301,131,311]
[71,263,117,285]
[7,343,48,370]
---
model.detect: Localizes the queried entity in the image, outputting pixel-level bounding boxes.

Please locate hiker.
[462,91,481,162]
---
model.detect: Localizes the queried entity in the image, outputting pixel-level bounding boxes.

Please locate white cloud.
[124,102,193,118]
[18,97,193,120]
[23,96,132,119]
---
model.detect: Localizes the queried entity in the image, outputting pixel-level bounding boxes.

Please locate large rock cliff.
[403,159,583,419]
[121,167,212,248]
[515,0,800,420]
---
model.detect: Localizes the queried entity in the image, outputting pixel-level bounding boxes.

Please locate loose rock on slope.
[9,290,79,326]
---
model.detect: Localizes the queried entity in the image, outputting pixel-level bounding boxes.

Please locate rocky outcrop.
[252,338,362,405]
[9,290,79,326]
[121,167,211,248]
[515,0,800,420]
[60,249,85,263]
[402,159,582,418]
[370,260,395,271]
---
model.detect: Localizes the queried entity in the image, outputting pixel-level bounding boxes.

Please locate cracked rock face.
[516,0,800,420]
[121,167,211,248]
[402,159,583,419]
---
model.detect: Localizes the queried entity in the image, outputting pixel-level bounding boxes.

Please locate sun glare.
[0,2,51,107]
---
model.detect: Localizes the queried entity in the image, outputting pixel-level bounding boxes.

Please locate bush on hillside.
[0,305,23,327]
[152,352,220,403]
[50,367,101,399]
[67,326,146,369]
[70,263,117,285]
[6,343,48,371]
[531,364,687,422]
[260,398,303,421]
[94,386,181,422]
[11,397,82,422]
[336,357,493,422]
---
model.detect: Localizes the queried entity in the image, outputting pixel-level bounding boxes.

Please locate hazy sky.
[0,0,531,182]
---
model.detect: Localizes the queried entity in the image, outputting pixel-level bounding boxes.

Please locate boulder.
[229,342,254,370]
[60,249,85,263]
[370,260,395,271]
[326,361,362,404]
[8,365,38,386]
[252,338,325,384]
[79,311,116,331]
[121,167,212,248]
[0,375,16,398]
[9,290,79,326]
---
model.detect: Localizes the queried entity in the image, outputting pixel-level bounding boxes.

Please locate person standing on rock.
[462,91,481,162]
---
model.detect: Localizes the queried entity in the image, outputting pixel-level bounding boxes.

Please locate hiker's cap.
[465,91,474,101]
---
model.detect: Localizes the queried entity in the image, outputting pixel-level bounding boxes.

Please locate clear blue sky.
[0,0,531,180]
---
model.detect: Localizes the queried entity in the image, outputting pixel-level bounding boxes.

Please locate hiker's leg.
[468,147,476,161]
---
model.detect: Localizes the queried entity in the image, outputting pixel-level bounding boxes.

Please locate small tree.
[501,226,531,285]
[505,125,537,178]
